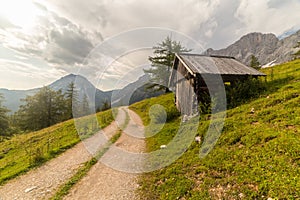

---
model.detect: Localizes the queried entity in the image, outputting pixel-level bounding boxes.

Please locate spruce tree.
[65,82,79,119]
[0,94,10,136]
[250,55,260,69]
[80,94,90,117]
[144,36,191,93]
[16,87,67,131]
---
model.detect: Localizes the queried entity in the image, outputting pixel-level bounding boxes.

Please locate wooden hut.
[168,53,266,116]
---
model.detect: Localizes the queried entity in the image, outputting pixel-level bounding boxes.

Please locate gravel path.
[64,108,146,200]
[0,108,126,200]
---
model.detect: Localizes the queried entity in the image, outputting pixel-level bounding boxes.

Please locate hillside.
[130,59,300,199]
[0,109,114,185]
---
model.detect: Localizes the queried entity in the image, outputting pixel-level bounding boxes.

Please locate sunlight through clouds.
[0,0,300,90]
[0,0,43,30]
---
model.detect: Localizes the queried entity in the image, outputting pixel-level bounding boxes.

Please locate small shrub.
[149,105,167,124]
[166,106,180,121]
[198,90,212,114]
[226,77,266,108]
[31,147,46,167]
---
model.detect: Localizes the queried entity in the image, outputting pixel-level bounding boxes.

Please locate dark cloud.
[1,6,102,67]
[42,0,109,32]
[46,24,94,65]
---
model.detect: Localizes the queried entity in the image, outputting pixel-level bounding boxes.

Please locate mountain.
[49,74,112,111]
[0,73,163,114]
[0,74,112,113]
[0,88,39,113]
[111,74,163,106]
[205,30,300,66]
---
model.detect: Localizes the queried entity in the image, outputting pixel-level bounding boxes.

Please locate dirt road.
[64,108,146,200]
[0,108,127,200]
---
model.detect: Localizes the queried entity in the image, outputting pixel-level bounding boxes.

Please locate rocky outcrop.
[272,30,300,64]
[205,30,300,66]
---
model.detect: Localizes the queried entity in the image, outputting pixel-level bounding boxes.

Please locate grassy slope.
[0,109,114,185]
[130,59,300,199]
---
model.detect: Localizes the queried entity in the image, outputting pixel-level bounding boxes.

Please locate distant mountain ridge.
[0,74,112,113]
[206,30,300,66]
[0,74,162,113]
[111,74,163,106]
[0,88,39,113]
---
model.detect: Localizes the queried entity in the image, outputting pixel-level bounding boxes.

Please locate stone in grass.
[195,136,201,143]
[160,145,167,149]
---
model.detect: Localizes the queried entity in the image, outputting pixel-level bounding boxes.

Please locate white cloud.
[234,0,300,36]
[0,58,65,89]
[40,0,221,44]
[1,0,300,90]
[0,3,102,67]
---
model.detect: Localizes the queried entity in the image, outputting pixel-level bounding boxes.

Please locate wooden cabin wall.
[175,62,198,116]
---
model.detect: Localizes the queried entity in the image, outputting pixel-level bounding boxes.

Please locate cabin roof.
[175,53,266,76]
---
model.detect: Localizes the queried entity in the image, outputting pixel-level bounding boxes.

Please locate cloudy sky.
[0,0,300,91]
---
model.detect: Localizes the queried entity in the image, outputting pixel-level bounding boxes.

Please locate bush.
[166,106,180,122]
[226,77,266,108]
[30,147,46,167]
[197,77,266,113]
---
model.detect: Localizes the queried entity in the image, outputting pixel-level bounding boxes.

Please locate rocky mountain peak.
[206,30,300,66]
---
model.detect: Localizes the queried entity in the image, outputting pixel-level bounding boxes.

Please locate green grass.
[0,109,114,185]
[130,59,300,199]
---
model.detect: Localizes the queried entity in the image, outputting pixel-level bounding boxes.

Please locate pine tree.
[80,94,91,117]
[15,87,67,131]
[144,36,191,93]
[0,94,10,136]
[250,55,260,70]
[65,82,79,119]
[101,99,111,111]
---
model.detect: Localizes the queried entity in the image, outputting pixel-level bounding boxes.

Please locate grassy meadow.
[130,59,300,199]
